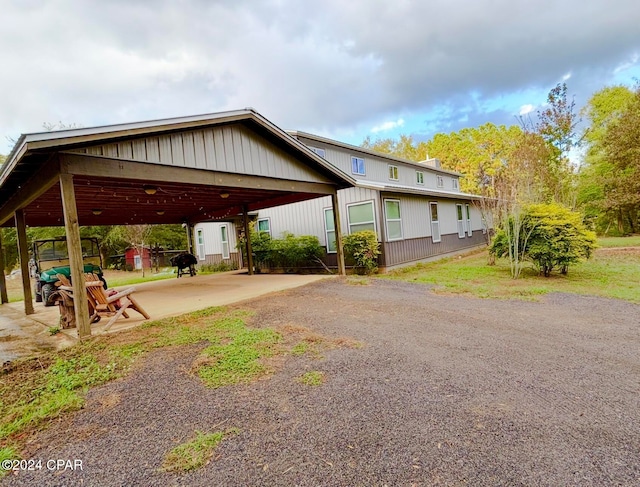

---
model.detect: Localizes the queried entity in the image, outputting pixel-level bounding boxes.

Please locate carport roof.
[0,109,355,227]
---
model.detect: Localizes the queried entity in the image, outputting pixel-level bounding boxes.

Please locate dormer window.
[310,147,326,158]
[388,165,399,181]
[437,175,444,188]
[416,171,425,185]
[452,179,459,190]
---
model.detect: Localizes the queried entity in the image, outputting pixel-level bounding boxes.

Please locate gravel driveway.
[4,279,639,486]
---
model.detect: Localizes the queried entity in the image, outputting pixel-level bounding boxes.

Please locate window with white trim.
[310,146,326,158]
[351,156,365,175]
[388,165,399,181]
[466,204,472,236]
[257,218,271,236]
[347,201,376,234]
[220,224,230,259]
[324,208,337,253]
[384,199,403,241]
[416,171,425,185]
[437,175,444,188]
[430,202,441,243]
[456,204,466,238]
[452,178,459,190]
[196,229,205,261]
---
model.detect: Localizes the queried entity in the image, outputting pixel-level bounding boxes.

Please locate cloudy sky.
[1,0,639,156]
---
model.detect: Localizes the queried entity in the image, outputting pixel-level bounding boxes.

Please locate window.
[466,204,472,236]
[196,229,205,261]
[220,224,230,259]
[452,178,459,190]
[351,156,365,175]
[437,175,444,188]
[388,165,399,181]
[257,218,271,237]
[384,199,403,241]
[347,201,376,234]
[456,204,466,238]
[416,171,425,185]
[430,202,441,243]
[324,208,337,253]
[310,146,326,158]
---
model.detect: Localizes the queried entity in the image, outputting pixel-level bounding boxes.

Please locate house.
[195,131,486,271]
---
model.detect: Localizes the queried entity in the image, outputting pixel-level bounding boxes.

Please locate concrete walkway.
[0,271,335,363]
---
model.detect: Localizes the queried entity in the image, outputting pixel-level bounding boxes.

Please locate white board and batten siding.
[75,125,333,185]
[193,222,238,261]
[295,135,461,193]
[257,186,379,248]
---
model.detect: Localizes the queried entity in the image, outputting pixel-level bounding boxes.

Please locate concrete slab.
[0,271,335,362]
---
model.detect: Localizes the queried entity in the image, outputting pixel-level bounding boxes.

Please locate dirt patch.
[3,279,640,486]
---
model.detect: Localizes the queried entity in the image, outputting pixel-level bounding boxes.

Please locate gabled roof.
[288,130,463,177]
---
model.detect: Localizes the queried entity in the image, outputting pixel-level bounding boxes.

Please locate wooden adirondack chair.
[55,273,150,331]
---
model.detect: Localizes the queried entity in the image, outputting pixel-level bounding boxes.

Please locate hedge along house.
[196,132,486,271]
[0,109,354,337]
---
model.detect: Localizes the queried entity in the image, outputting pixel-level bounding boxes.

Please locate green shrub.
[490,203,597,276]
[343,230,380,274]
[240,231,324,271]
[198,261,238,273]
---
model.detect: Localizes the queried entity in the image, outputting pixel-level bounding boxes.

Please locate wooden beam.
[14,209,34,314]
[60,153,337,195]
[242,206,254,276]
[59,173,91,338]
[331,192,346,276]
[0,156,60,226]
[0,231,8,304]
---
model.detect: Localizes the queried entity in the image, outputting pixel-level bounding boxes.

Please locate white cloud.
[613,52,639,74]
[371,118,405,134]
[519,104,535,116]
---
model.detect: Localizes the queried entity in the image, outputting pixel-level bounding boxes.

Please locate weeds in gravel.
[161,428,239,472]
[297,371,325,386]
[0,305,359,469]
[384,247,640,303]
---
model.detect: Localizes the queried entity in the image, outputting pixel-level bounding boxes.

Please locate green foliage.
[198,261,239,273]
[491,204,597,276]
[342,230,380,274]
[296,371,325,386]
[161,429,239,472]
[246,231,324,271]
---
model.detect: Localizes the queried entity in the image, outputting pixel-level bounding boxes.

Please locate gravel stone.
[4,279,639,486]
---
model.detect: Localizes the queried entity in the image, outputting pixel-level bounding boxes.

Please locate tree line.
[363,82,639,276]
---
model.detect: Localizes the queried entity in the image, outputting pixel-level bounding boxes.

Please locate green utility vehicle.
[31,237,107,305]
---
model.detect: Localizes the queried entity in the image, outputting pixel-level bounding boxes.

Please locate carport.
[0,109,354,337]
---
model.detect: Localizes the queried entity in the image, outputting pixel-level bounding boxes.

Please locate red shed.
[125,247,152,270]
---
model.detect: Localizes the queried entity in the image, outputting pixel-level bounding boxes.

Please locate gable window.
[416,171,425,185]
[257,218,271,237]
[310,146,326,158]
[437,175,444,188]
[347,201,376,234]
[196,228,205,261]
[351,156,365,175]
[456,204,466,238]
[430,202,441,243]
[324,208,337,253]
[452,178,459,190]
[466,204,472,236]
[388,165,399,181]
[384,199,403,241]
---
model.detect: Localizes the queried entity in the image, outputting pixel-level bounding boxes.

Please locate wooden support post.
[59,173,91,338]
[14,209,34,314]
[0,231,8,304]
[185,223,193,254]
[331,192,346,276]
[242,206,254,276]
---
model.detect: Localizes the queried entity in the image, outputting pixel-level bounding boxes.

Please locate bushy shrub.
[241,231,324,271]
[198,261,239,273]
[490,203,597,276]
[343,230,380,274]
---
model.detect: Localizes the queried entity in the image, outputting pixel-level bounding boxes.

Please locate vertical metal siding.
[383,231,486,267]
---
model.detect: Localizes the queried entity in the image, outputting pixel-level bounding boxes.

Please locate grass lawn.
[384,239,640,303]
[597,235,640,248]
